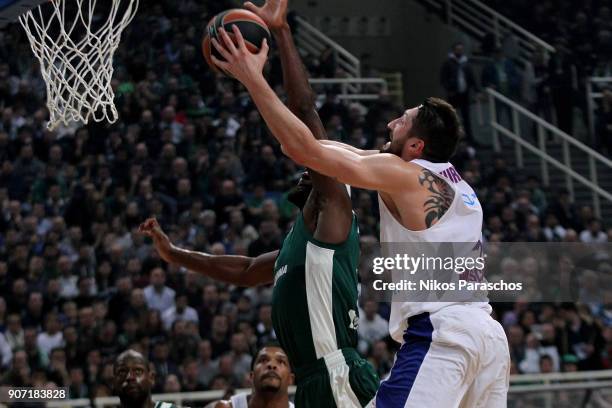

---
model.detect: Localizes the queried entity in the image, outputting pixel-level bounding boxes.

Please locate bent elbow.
[281,143,308,166]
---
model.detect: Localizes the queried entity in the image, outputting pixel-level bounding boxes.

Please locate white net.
[19,0,139,130]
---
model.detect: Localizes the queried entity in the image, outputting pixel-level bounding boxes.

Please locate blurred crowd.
[0,0,611,402]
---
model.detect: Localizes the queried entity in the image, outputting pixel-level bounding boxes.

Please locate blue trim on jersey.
[375,312,434,407]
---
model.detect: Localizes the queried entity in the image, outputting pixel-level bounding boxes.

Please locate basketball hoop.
[18,0,139,130]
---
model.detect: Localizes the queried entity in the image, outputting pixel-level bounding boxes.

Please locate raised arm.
[211,27,411,193]
[244,0,327,139]
[320,140,379,156]
[139,218,275,287]
[244,0,351,243]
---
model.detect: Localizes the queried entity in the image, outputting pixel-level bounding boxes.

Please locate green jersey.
[272,212,361,371]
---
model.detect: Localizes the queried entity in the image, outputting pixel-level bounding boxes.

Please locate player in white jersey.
[206,344,295,408]
[209,30,510,407]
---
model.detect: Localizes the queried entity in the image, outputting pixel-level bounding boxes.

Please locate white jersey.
[229,394,295,408]
[378,159,492,343]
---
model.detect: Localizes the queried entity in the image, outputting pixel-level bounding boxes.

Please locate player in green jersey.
[113,350,180,408]
[139,1,379,406]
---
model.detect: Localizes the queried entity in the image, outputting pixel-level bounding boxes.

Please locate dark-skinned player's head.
[250,342,294,395]
[287,171,312,210]
[112,350,155,407]
[382,97,463,163]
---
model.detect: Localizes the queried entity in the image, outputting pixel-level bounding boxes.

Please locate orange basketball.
[202,9,271,76]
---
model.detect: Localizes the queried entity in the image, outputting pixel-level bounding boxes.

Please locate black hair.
[411,97,463,163]
[250,341,290,371]
[539,354,553,363]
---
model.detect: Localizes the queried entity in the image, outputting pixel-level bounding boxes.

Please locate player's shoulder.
[403,159,428,173]
[375,153,422,173]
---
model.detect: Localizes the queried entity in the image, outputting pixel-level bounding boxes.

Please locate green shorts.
[293,348,379,408]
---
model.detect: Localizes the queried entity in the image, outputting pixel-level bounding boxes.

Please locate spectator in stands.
[482,47,521,122]
[548,188,579,230]
[507,325,526,369]
[255,304,276,348]
[1,349,28,386]
[543,213,566,241]
[227,332,252,384]
[151,340,176,392]
[519,333,542,373]
[47,347,69,386]
[248,220,281,257]
[197,339,218,390]
[144,267,176,313]
[522,47,553,125]
[36,313,64,361]
[163,374,182,393]
[161,292,199,331]
[209,314,231,359]
[57,256,78,299]
[440,42,478,143]
[539,354,556,373]
[179,358,204,392]
[367,340,393,379]
[69,366,89,399]
[579,219,608,243]
[357,300,389,354]
[4,314,24,352]
[547,39,577,135]
[562,354,579,372]
[596,88,612,155]
[22,292,45,329]
[0,332,11,369]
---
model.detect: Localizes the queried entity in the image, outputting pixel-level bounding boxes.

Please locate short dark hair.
[539,354,553,364]
[411,97,463,162]
[250,341,288,371]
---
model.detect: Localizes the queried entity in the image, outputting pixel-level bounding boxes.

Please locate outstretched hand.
[244,0,288,30]
[211,25,269,87]
[138,218,174,263]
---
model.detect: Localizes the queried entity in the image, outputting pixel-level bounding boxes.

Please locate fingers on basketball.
[218,27,238,53]
[243,2,259,13]
[260,38,269,54]
[230,25,247,50]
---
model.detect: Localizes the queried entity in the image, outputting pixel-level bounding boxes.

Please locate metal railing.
[418,0,555,64]
[380,71,405,106]
[586,76,612,141]
[30,370,612,408]
[294,15,361,91]
[486,87,612,219]
[508,370,612,408]
[308,77,388,101]
[293,16,400,102]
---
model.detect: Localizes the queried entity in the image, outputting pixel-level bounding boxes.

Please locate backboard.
[0,0,46,27]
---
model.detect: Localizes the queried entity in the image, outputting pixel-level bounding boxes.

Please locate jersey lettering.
[440,166,463,183]
[274,265,288,286]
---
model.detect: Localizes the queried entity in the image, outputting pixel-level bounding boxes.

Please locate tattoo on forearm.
[418,169,454,228]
